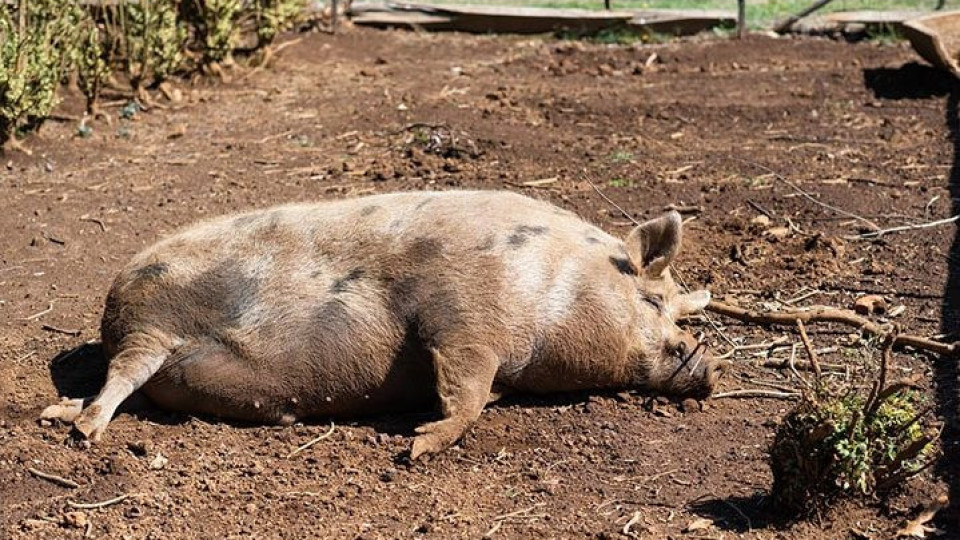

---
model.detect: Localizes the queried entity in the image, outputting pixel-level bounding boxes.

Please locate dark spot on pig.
[517,225,548,236]
[133,263,169,280]
[361,205,380,216]
[386,275,465,343]
[186,261,261,328]
[330,268,365,294]
[507,225,548,248]
[316,298,353,333]
[609,256,638,276]
[585,236,600,245]
[409,237,443,260]
[415,198,434,210]
[507,233,527,247]
[308,298,363,361]
[477,235,495,251]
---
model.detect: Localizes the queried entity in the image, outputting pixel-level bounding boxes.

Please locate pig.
[42,190,720,458]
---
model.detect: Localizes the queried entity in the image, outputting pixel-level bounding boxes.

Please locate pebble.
[380,467,397,483]
[149,453,168,470]
[63,511,87,529]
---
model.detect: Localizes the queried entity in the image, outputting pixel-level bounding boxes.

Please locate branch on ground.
[706,300,958,357]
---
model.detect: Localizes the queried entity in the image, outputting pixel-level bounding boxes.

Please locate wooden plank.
[823,10,927,25]
[902,10,960,77]
[390,3,634,20]
[788,10,932,35]
[384,3,633,34]
[630,9,735,36]
[352,11,454,29]
[351,3,731,36]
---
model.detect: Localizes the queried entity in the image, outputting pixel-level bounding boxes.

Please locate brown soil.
[1,27,958,539]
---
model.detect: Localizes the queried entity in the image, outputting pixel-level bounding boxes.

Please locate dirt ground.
[1,26,958,539]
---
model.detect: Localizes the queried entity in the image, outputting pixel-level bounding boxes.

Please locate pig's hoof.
[40,397,86,424]
[410,419,464,460]
[72,404,107,442]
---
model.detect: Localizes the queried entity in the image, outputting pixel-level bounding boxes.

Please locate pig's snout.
[666,333,725,398]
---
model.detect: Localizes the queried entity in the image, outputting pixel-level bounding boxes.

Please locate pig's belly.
[142,324,441,422]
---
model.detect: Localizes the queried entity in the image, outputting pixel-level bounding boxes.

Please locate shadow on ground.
[47,341,639,461]
[49,342,109,399]
[865,60,960,527]
[689,493,781,534]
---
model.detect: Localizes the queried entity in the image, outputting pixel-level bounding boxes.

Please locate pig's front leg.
[410,344,499,459]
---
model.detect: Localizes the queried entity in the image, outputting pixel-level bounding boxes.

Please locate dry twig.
[582,175,641,226]
[286,422,336,458]
[845,214,960,240]
[492,503,546,521]
[67,493,136,510]
[41,324,82,336]
[712,389,801,400]
[27,467,79,489]
[759,358,843,373]
[79,216,107,232]
[773,0,834,33]
[622,511,642,536]
[796,319,822,381]
[730,158,880,231]
[706,301,959,357]
[21,301,55,321]
[716,336,789,360]
[522,177,559,187]
[483,520,502,538]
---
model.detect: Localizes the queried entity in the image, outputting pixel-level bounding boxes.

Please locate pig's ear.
[625,211,682,278]
[671,290,711,318]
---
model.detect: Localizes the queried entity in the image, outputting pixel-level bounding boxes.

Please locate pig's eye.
[643,295,664,312]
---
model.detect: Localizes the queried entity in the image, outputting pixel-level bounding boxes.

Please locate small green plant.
[0,0,306,152]
[558,25,655,46]
[0,0,81,149]
[73,16,111,116]
[123,0,188,93]
[607,177,633,188]
[864,23,903,45]
[193,0,243,65]
[769,337,937,515]
[710,20,737,38]
[610,150,634,163]
[251,0,306,47]
[592,26,643,45]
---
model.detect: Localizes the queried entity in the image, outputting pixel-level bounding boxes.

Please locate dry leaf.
[896,495,948,538]
[683,517,714,533]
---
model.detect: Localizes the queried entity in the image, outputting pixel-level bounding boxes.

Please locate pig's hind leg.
[70,334,171,441]
[410,344,499,459]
